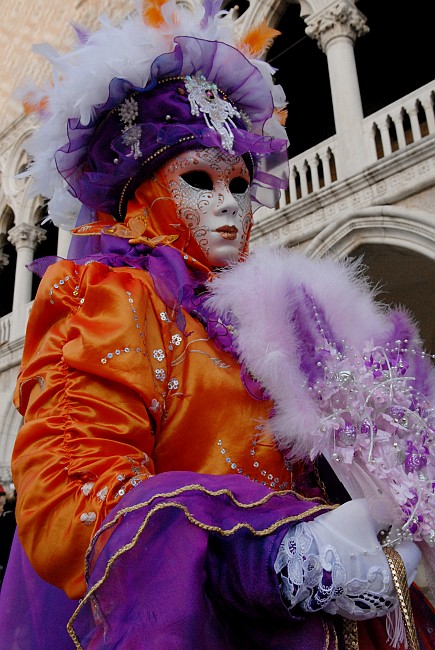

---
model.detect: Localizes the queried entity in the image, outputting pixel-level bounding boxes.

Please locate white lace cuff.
[274,522,397,620]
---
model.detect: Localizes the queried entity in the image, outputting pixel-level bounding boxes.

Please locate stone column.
[8,223,46,340]
[304,0,369,177]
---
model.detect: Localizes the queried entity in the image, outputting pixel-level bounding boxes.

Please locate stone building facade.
[0,0,434,487]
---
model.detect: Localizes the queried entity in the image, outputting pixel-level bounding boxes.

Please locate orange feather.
[22,94,48,115]
[274,107,288,126]
[142,0,167,28]
[239,21,281,57]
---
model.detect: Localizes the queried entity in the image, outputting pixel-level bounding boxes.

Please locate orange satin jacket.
[13,259,293,598]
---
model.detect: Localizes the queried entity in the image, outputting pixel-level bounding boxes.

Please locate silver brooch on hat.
[118,96,142,159]
[184,74,241,154]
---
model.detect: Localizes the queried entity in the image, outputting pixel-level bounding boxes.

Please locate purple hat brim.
[55,37,289,219]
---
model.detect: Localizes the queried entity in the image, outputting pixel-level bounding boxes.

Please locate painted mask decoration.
[160,148,253,267]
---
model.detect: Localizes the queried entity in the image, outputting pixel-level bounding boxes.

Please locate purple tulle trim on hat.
[151,37,274,128]
[54,37,289,218]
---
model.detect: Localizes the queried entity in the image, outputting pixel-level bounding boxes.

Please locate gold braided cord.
[84,482,330,577]
[319,615,341,650]
[383,546,419,650]
[321,616,331,650]
[342,619,359,650]
[118,135,196,218]
[313,461,330,503]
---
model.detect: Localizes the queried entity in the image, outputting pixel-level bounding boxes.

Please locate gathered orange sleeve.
[12,260,165,598]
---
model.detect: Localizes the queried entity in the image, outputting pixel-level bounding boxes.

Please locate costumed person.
[0,2,434,649]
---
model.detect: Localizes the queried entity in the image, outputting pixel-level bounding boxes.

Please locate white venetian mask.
[160,148,253,267]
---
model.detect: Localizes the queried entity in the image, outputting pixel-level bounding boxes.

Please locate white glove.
[274,499,421,621]
[311,499,421,584]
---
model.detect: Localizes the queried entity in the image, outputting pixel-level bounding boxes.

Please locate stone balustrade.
[0,313,12,345]
[0,300,33,345]
[363,81,435,161]
[281,81,434,208]
[282,136,338,207]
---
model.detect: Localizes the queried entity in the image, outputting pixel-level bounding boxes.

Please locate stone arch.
[2,125,34,199]
[305,205,435,352]
[305,205,435,261]
[23,194,46,228]
[352,242,435,353]
[0,204,15,233]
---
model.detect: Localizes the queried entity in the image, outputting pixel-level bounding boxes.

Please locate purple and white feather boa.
[208,246,435,550]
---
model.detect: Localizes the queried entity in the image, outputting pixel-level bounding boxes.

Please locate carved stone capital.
[305,1,369,51]
[7,223,46,250]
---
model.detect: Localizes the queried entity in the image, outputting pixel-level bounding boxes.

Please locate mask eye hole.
[181,171,213,191]
[229,177,249,194]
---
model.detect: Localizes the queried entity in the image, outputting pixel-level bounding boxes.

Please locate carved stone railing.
[281,81,434,208]
[281,136,338,208]
[0,313,12,345]
[0,300,33,345]
[363,81,434,162]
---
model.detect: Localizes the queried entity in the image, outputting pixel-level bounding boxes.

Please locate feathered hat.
[20,0,289,230]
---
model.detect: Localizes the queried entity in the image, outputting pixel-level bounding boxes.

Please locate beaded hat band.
[66,69,264,221]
